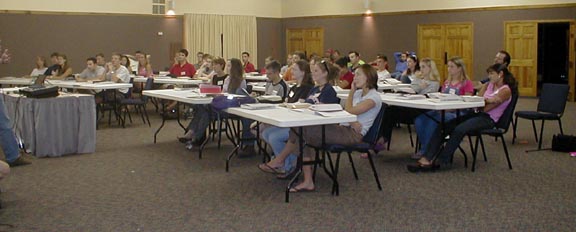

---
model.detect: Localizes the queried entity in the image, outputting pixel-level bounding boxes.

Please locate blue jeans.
[261,126,295,172]
[0,96,20,163]
[414,111,458,155]
[424,113,495,164]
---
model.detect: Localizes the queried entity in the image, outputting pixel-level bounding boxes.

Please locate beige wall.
[281,0,576,17]
[0,0,283,17]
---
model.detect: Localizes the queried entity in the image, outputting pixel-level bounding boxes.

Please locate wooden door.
[418,24,446,80]
[505,22,538,97]
[418,23,474,84]
[303,28,324,58]
[445,24,474,81]
[286,28,323,57]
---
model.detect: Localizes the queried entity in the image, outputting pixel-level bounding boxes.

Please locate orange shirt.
[283,68,293,81]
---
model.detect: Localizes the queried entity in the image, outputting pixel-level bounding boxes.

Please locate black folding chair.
[467,93,518,172]
[513,83,569,151]
[120,77,154,127]
[317,106,386,195]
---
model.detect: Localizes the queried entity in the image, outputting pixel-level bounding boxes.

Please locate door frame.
[504,19,576,101]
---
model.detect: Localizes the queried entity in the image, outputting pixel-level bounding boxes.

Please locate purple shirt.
[484,83,511,122]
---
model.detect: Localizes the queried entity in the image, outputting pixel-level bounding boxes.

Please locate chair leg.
[500,135,513,170]
[512,115,518,144]
[471,136,479,172]
[366,150,382,191]
[531,120,538,143]
[537,120,545,150]
[333,152,342,196]
[407,124,414,147]
[143,105,151,127]
[558,119,564,135]
[479,136,487,162]
[312,149,320,182]
[347,152,358,180]
[457,146,468,168]
[138,105,146,124]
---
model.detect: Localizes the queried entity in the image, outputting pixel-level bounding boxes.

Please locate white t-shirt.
[342,89,382,136]
[106,65,131,94]
[30,68,48,76]
[377,69,391,80]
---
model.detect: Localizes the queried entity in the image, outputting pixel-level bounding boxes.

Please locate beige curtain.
[222,15,258,68]
[183,14,257,67]
[184,14,223,61]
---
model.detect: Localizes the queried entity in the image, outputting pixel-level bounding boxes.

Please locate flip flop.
[289,186,315,193]
[257,164,283,175]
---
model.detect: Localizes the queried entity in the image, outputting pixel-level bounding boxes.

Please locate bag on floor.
[551,134,576,152]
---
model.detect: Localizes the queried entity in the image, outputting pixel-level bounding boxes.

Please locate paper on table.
[309,104,343,112]
[240,103,277,110]
[315,110,352,117]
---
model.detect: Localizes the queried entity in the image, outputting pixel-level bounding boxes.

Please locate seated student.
[194,51,204,70]
[399,55,420,84]
[120,55,133,74]
[169,49,196,77]
[208,57,228,88]
[165,49,197,115]
[96,53,106,67]
[48,54,73,80]
[76,57,106,82]
[334,57,355,89]
[408,64,516,172]
[261,59,338,177]
[280,54,293,76]
[194,54,214,79]
[241,51,256,73]
[258,64,382,192]
[178,58,247,150]
[43,52,60,76]
[0,100,32,167]
[29,56,48,77]
[282,51,306,82]
[375,54,391,80]
[412,57,474,160]
[410,58,440,94]
[259,56,274,75]
[136,52,153,77]
[262,60,289,99]
[391,51,415,79]
[102,53,131,100]
[347,51,365,72]
[238,60,289,157]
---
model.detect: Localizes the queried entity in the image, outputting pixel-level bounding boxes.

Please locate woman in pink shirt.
[408,63,516,172]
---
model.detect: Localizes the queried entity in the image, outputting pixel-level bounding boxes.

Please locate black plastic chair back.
[142,78,154,102]
[361,105,387,145]
[537,84,569,116]
[495,92,519,133]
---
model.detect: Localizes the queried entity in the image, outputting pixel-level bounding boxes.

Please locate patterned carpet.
[0,98,574,231]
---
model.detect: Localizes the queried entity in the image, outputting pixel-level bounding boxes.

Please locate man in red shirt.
[241,51,256,73]
[169,49,196,77]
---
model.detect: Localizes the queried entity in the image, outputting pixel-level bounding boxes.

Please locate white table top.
[338,93,484,111]
[142,89,213,104]
[132,76,205,85]
[49,80,132,90]
[245,75,268,81]
[378,83,411,90]
[0,77,34,85]
[227,107,357,128]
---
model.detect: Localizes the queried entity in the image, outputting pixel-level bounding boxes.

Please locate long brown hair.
[317,59,339,84]
[57,54,70,75]
[227,58,244,93]
[294,60,314,87]
[357,64,378,89]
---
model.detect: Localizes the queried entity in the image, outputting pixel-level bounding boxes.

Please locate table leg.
[286,127,304,203]
[225,118,242,172]
[176,102,186,131]
[153,99,167,144]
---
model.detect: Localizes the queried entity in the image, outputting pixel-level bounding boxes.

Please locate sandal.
[257,164,284,175]
[289,186,315,193]
[407,161,439,173]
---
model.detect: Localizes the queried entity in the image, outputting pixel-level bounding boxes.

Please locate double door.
[418,23,474,84]
[286,28,324,58]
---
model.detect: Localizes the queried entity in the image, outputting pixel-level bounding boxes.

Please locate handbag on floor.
[551,134,576,152]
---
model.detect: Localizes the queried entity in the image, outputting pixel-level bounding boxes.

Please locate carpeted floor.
[0,98,575,231]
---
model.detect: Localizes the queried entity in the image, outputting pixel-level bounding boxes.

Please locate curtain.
[183,14,258,68]
[184,14,223,60]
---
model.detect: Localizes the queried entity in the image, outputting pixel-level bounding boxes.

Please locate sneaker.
[8,156,32,167]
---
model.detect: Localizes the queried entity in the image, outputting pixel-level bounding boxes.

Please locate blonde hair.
[447,56,469,82]
[420,58,440,81]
